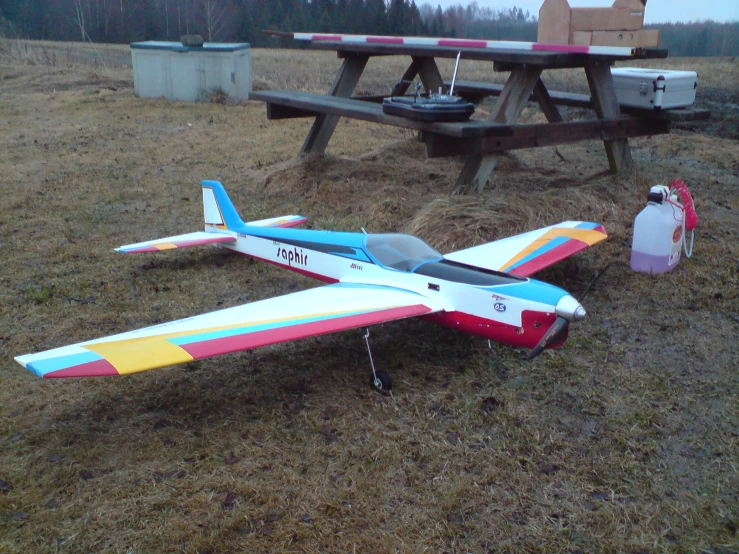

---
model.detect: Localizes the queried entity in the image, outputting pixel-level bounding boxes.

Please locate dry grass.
[0,40,738,554]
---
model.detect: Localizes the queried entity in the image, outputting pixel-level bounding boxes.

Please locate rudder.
[202,180,244,230]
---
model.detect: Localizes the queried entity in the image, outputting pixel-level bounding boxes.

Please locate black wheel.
[370,370,392,392]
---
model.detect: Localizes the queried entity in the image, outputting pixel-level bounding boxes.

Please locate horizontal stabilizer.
[445,221,607,277]
[116,231,235,253]
[245,215,307,228]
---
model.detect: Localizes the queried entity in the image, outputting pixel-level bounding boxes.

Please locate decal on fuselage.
[277,246,308,267]
[494,302,506,312]
[350,263,363,271]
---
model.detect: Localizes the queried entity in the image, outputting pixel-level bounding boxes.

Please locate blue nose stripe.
[486,280,566,306]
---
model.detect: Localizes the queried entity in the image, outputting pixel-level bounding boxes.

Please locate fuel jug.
[630,179,697,274]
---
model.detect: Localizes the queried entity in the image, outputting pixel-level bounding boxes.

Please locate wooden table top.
[311,41,668,67]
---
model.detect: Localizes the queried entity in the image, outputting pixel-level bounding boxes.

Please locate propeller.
[526,316,569,361]
[526,294,587,361]
[525,262,613,360]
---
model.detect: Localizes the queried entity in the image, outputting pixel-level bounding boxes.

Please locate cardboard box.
[538,0,655,47]
[573,29,660,47]
[570,8,644,32]
[591,29,659,46]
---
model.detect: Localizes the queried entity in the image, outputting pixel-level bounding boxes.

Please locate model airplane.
[15,181,607,390]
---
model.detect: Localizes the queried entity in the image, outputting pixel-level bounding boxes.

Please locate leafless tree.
[201,0,227,41]
[70,0,89,41]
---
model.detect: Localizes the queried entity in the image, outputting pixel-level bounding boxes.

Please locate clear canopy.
[364,234,443,271]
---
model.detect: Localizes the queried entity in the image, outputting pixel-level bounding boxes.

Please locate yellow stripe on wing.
[85,338,193,375]
[153,243,178,251]
[77,305,401,375]
[500,228,606,272]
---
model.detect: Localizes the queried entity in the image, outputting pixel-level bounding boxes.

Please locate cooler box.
[611,68,698,111]
[130,41,251,103]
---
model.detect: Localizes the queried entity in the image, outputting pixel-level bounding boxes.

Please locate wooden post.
[533,78,564,123]
[585,62,632,173]
[455,66,543,192]
[300,53,369,155]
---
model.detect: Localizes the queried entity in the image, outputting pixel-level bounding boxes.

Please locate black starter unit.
[381,52,475,123]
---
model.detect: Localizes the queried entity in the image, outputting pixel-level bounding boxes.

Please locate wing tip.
[274,216,308,228]
[41,359,121,378]
[16,355,121,378]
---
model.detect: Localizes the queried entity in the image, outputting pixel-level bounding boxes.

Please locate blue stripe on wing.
[26,351,104,377]
[505,236,570,272]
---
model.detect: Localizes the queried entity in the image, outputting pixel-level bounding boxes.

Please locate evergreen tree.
[365,0,387,35]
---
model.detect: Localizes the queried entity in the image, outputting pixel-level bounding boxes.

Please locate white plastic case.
[611,67,698,110]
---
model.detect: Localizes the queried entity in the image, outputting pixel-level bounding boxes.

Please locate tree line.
[0,0,736,56]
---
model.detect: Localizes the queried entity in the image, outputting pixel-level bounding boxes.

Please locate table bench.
[251,89,673,157]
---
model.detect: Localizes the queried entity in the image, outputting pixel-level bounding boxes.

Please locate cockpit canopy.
[364,233,526,287]
[364,234,443,271]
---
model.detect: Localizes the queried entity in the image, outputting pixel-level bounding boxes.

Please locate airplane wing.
[444,221,607,277]
[116,231,236,253]
[15,283,440,378]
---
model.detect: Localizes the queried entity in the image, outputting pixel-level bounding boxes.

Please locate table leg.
[456,66,543,192]
[415,57,445,95]
[585,62,632,174]
[533,78,563,123]
[392,56,445,96]
[300,53,369,155]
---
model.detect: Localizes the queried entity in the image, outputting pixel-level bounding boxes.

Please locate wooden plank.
[325,41,668,64]
[424,117,670,157]
[585,62,631,173]
[249,90,513,138]
[330,42,568,66]
[301,53,369,155]
[266,104,318,120]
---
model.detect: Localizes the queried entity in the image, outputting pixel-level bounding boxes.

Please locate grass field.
[0,39,738,553]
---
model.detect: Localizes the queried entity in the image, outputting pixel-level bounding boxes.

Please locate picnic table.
[251,33,709,191]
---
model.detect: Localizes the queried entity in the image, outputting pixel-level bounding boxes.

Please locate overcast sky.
[420,0,739,24]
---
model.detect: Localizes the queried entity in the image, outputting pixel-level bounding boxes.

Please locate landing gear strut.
[364,329,392,392]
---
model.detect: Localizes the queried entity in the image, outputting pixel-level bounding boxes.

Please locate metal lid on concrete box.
[130,40,250,52]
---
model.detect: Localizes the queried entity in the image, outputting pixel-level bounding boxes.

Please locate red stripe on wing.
[125,246,160,253]
[43,359,119,378]
[180,305,431,359]
[508,240,588,277]
[174,236,235,247]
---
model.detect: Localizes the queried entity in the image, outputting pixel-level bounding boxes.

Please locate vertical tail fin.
[202,180,244,231]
